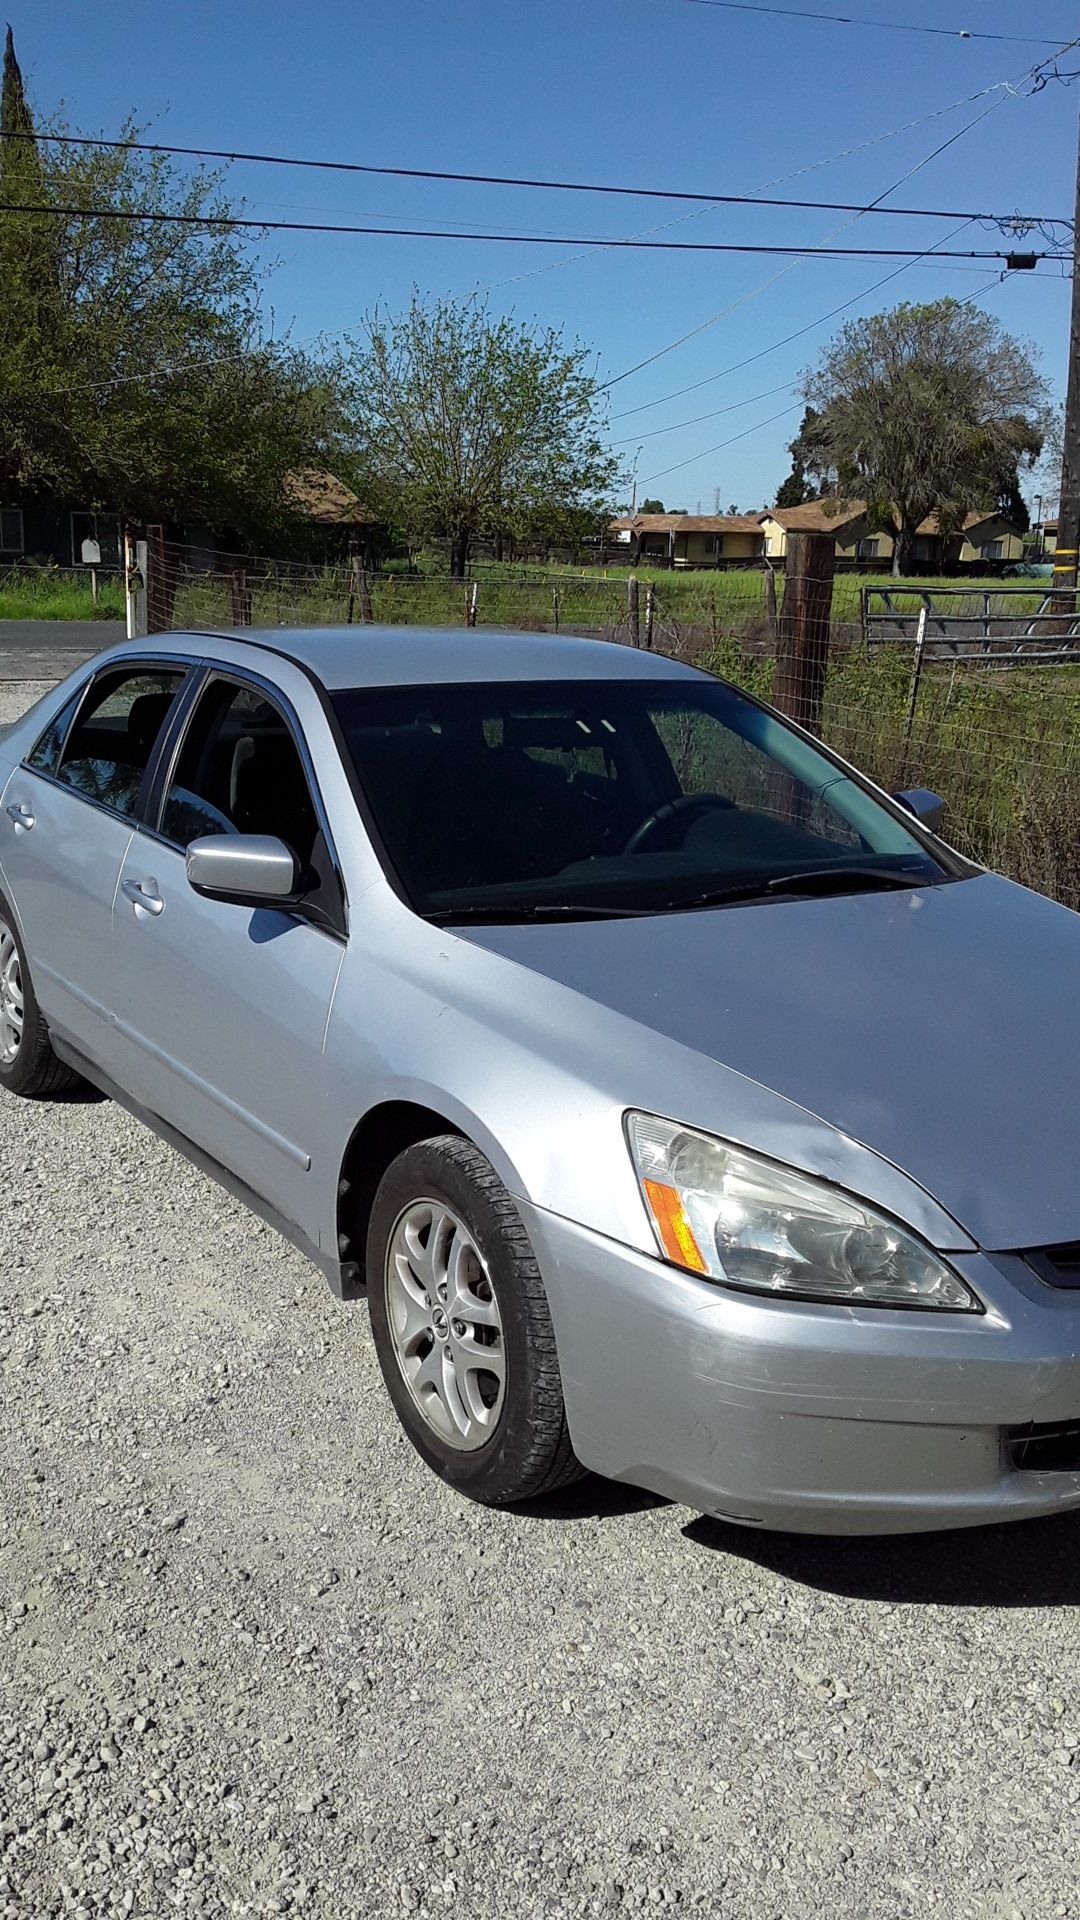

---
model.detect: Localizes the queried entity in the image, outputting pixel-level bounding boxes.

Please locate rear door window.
[26,687,87,777]
[54,666,186,819]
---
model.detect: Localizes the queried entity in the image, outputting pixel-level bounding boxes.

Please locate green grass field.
[0,567,125,622]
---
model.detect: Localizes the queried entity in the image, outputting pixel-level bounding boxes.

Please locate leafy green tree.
[345,293,619,576]
[638,497,665,514]
[774,409,820,509]
[0,31,346,537]
[798,301,1048,574]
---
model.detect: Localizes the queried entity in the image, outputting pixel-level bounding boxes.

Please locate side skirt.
[50,1035,364,1302]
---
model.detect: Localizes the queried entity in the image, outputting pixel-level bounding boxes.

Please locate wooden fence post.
[644,581,656,651]
[347,556,375,625]
[763,564,779,646]
[144,523,176,633]
[465,581,478,627]
[229,565,252,628]
[552,587,560,633]
[627,574,640,647]
[771,532,835,736]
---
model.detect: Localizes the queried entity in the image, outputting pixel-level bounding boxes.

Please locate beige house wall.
[759,513,865,559]
[957,528,1025,564]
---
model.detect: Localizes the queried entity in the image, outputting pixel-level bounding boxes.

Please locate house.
[608,513,766,568]
[0,503,121,570]
[759,501,1026,572]
[758,501,873,562]
[0,470,379,573]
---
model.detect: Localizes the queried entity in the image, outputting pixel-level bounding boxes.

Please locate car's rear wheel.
[366,1135,583,1504]
[0,905,83,1099]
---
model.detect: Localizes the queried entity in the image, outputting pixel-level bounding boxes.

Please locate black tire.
[366,1135,583,1505]
[0,900,83,1099]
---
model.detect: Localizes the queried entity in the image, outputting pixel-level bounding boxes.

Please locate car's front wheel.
[366,1135,583,1504]
[0,903,83,1099]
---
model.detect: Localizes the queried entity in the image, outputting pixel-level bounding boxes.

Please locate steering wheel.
[623,791,735,856]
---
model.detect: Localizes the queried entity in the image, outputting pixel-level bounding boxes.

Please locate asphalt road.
[0,619,122,683]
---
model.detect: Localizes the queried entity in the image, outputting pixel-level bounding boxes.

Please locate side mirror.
[892,788,945,833]
[186,833,299,905]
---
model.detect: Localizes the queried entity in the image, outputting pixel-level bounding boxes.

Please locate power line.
[619,264,1032,455]
[612,248,969,421]
[638,403,804,486]
[599,100,1007,390]
[612,254,1064,427]
[666,0,1062,44]
[632,250,1053,488]
[0,128,1068,228]
[0,203,1051,261]
[595,31,1080,393]
[481,87,1030,306]
[623,218,980,477]
[612,379,799,445]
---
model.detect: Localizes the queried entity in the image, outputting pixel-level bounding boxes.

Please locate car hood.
[460,873,1080,1252]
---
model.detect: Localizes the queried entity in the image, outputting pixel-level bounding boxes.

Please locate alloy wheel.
[0,925,23,1066]
[384,1198,507,1451]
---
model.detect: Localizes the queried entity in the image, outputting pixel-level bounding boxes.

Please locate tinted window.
[27,687,86,776]
[56,667,185,817]
[160,679,321,865]
[159,678,343,934]
[331,678,948,919]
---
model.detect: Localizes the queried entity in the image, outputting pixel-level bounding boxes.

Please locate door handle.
[121,877,165,918]
[5,801,35,831]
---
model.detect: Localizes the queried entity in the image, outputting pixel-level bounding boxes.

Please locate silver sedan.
[3,625,1080,1535]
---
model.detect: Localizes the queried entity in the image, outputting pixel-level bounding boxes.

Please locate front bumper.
[519,1200,1080,1535]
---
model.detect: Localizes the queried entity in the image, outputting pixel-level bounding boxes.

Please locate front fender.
[314,891,975,1268]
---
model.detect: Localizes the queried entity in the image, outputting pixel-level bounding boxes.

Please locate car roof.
[127,625,709,691]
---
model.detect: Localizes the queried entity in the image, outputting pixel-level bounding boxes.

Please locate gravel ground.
[3,678,1080,1920]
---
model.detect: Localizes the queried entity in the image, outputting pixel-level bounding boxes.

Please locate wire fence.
[138,538,1080,909]
[6,538,1080,911]
[144,544,796,658]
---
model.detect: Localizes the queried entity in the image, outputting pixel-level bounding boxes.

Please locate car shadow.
[682,1506,1080,1608]
[508,1475,671,1523]
[53,1079,107,1104]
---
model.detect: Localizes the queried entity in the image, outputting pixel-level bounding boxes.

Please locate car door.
[110,666,347,1241]
[0,660,191,1070]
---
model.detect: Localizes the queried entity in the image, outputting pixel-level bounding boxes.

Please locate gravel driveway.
[2,679,1079,1920]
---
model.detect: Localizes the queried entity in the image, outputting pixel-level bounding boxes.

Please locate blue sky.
[17,0,1079,513]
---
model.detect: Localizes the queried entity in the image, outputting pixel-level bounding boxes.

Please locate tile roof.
[610,513,765,534]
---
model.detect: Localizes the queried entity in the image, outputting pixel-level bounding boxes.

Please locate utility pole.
[1054,100,1080,595]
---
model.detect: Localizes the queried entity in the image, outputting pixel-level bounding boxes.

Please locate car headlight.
[627,1112,979,1311]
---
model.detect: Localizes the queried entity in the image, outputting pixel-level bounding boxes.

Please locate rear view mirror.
[892,788,945,833]
[186,834,298,905]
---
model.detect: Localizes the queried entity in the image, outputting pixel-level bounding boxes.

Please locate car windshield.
[331,677,952,920]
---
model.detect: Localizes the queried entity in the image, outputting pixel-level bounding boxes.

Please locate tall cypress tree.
[1,23,43,195]
[2,23,35,137]
[0,26,65,497]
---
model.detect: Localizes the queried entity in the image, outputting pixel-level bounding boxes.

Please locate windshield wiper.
[429,901,653,925]
[429,866,933,925]
[669,865,935,913]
